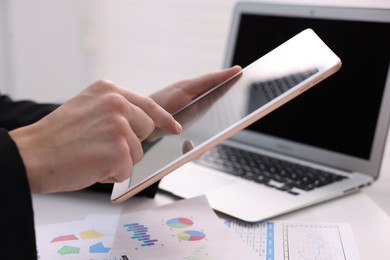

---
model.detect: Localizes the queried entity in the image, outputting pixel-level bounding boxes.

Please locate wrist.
[9,125,48,193]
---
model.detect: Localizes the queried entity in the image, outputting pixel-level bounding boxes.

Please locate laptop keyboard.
[194,144,347,195]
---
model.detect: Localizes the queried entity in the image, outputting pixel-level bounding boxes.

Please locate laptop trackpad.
[160,163,235,197]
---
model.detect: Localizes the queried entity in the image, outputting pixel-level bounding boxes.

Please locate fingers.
[182,65,242,96]
[119,89,182,135]
[78,80,183,185]
[150,65,242,114]
[80,68,242,185]
[88,80,182,139]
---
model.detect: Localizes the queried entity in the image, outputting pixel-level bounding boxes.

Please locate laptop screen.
[227,7,390,161]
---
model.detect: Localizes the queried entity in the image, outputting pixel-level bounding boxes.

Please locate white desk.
[33,187,390,260]
[32,140,390,260]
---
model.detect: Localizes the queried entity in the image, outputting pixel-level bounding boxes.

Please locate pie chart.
[176,230,206,241]
[166,217,193,228]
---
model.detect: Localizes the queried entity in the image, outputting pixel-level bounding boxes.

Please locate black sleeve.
[0,95,59,131]
[0,128,37,259]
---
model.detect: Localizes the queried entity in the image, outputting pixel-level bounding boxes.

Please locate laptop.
[159,1,390,222]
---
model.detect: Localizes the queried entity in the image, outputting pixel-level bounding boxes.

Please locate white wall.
[0,0,6,92]
[0,0,238,102]
[1,0,389,103]
[1,0,96,102]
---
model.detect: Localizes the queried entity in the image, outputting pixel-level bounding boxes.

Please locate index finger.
[181,65,242,96]
[118,88,182,135]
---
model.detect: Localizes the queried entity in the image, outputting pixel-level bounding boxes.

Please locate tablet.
[111,29,341,203]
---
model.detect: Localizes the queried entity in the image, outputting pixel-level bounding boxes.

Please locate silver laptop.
[159,1,390,222]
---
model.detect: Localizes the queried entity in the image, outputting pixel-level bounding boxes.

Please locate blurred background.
[0,0,238,102]
[1,0,389,103]
[0,0,389,213]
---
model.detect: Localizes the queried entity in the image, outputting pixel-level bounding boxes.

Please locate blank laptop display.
[159,2,390,222]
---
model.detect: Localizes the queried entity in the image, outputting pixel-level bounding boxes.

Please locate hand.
[150,65,241,114]
[10,80,182,193]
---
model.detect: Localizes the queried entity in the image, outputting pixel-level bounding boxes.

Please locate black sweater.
[0,95,58,259]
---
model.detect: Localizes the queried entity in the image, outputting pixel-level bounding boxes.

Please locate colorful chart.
[79,229,105,239]
[50,234,78,242]
[124,223,158,246]
[177,230,206,241]
[89,242,111,253]
[166,217,194,228]
[57,245,80,255]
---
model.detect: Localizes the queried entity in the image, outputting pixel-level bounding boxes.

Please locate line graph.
[283,223,346,260]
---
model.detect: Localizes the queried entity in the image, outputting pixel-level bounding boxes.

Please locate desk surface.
[32,141,390,260]
[33,189,390,260]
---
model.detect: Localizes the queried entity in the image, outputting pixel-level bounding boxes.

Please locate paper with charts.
[36,195,360,260]
[224,219,360,260]
[35,196,259,260]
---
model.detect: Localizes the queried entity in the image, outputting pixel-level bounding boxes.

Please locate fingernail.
[175,121,182,133]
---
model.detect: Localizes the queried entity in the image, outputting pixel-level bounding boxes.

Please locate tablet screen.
[111,29,341,202]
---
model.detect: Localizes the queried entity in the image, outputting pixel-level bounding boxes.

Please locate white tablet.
[111,29,341,203]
